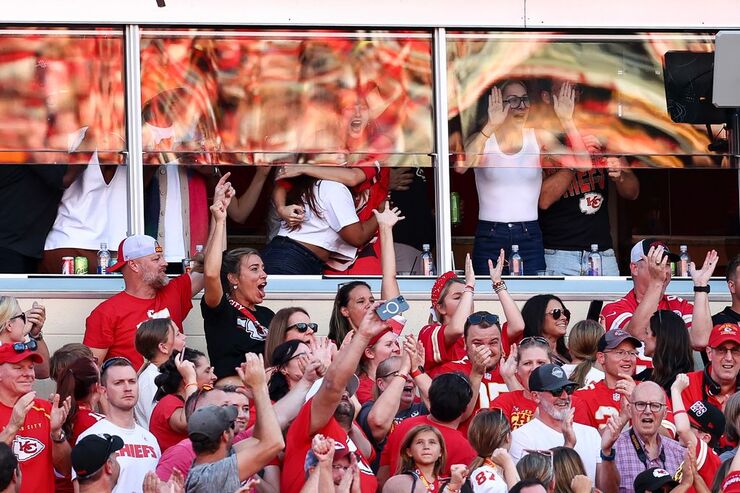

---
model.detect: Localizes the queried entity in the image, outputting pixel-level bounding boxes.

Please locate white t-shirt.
[469,463,509,493]
[562,364,605,387]
[135,363,160,429]
[510,416,601,480]
[76,419,161,493]
[277,180,360,265]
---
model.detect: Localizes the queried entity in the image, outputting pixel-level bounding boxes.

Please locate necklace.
[415,468,437,492]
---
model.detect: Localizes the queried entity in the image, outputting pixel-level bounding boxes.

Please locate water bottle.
[97,242,110,275]
[587,244,602,276]
[421,244,436,276]
[679,245,690,276]
[510,245,524,276]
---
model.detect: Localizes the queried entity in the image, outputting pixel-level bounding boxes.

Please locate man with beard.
[75,358,160,493]
[510,364,603,483]
[83,233,208,370]
[601,381,685,493]
[280,306,390,493]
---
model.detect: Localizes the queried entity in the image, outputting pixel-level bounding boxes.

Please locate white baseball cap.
[108,235,163,272]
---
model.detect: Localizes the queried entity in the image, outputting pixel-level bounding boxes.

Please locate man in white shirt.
[76,358,161,493]
[510,364,617,492]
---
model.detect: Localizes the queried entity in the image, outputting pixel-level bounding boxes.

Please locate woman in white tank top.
[455,79,590,275]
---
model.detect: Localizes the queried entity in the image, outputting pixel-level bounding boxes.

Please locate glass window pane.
[139,29,435,273]
[0,28,127,274]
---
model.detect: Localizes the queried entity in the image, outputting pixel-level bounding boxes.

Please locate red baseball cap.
[108,235,163,272]
[708,323,740,348]
[0,344,43,365]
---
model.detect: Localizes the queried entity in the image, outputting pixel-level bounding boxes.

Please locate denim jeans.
[261,236,324,275]
[472,220,546,275]
[544,248,619,276]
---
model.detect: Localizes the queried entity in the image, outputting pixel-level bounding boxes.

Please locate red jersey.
[356,375,375,405]
[380,415,475,477]
[688,439,722,493]
[56,406,106,493]
[491,390,537,430]
[281,400,376,493]
[680,370,726,413]
[573,381,622,430]
[0,398,54,493]
[84,274,192,370]
[431,358,508,411]
[149,394,187,453]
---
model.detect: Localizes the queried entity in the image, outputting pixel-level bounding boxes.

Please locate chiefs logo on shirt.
[12,435,45,461]
[579,192,603,215]
[237,318,268,340]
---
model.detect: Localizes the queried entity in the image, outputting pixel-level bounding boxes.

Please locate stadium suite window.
[446,31,738,276]
[0,28,127,275]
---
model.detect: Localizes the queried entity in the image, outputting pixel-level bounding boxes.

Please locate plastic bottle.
[587,244,602,276]
[679,245,690,277]
[510,245,524,276]
[97,243,110,275]
[421,244,436,276]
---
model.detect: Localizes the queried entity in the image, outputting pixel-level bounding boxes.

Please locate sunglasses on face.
[11,340,37,353]
[8,313,26,325]
[545,385,576,397]
[503,95,530,109]
[287,322,318,333]
[547,308,571,321]
[467,313,500,326]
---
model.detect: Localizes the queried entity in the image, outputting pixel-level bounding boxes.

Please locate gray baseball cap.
[188,405,238,441]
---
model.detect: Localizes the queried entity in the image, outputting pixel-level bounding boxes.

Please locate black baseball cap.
[72,434,124,479]
[188,405,238,441]
[597,329,643,352]
[634,467,678,493]
[687,400,726,448]
[529,364,577,393]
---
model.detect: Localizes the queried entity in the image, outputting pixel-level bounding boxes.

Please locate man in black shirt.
[714,254,740,326]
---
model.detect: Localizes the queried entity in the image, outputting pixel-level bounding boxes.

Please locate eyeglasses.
[378,370,402,379]
[287,322,318,333]
[631,401,666,413]
[520,336,549,347]
[545,385,576,397]
[604,349,639,359]
[546,308,571,321]
[711,346,740,357]
[100,356,132,373]
[7,313,26,325]
[467,313,500,326]
[11,340,37,353]
[503,95,530,109]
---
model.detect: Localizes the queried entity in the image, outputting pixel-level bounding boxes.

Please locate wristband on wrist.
[600,448,615,461]
[410,366,425,378]
[464,284,475,292]
[185,383,198,391]
[693,285,710,293]
[51,429,66,443]
[492,280,507,293]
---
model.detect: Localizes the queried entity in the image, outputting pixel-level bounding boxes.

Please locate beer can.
[182,257,192,275]
[61,257,74,275]
[450,192,461,226]
[74,256,88,275]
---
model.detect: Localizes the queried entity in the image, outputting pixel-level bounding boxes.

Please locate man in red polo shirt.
[600,239,717,357]
[280,305,390,493]
[680,323,740,413]
[574,329,640,430]
[0,343,71,493]
[431,311,509,411]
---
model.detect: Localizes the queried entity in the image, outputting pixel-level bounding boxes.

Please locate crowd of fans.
[0,176,739,493]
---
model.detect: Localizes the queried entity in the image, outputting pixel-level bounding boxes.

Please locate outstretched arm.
[375,202,404,300]
[228,166,271,224]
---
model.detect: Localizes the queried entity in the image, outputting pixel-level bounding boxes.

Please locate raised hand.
[464,253,475,288]
[311,434,336,463]
[488,249,505,284]
[213,172,234,208]
[671,373,690,394]
[449,464,469,489]
[562,407,577,448]
[236,353,267,390]
[277,204,305,229]
[615,373,636,402]
[372,201,405,228]
[601,414,627,453]
[491,448,514,468]
[470,344,493,374]
[311,337,337,368]
[570,475,593,493]
[49,393,71,435]
[643,246,670,284]
[174,350,197,387]
[8,391,35,433]
[389,168,414,192]
[487,86,509,130]
[26,301,45,337]
[499,345,518,383]
[553,81,576,123]
[356,303,389,342]
[301,358,327,384]
[690,249,719,286]
[403,335,423,370]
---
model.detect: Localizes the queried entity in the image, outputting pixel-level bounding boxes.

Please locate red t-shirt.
[681,370,724,412]
[149,394,187,453]
[356,375,375,405]
[600,289,694,370]
[281,400,376,493]
[56,406,106,493]
[491,389,537,430]
[687,439,722,493]
[418,323,466,373]
[573,380,623,430]
[84,274,193,370]
[380,415,475,477]
[0,398,54,493]
[431,357,508,411]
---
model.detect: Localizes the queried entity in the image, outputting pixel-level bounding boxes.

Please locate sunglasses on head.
[100,356,132,373]
[11,340,37,353]
[8,313,26,325]
[467,313,500,326]
[547,308,571,320]
[520,336,549,347]
[287,322,318,333]
[545,385,576,397]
